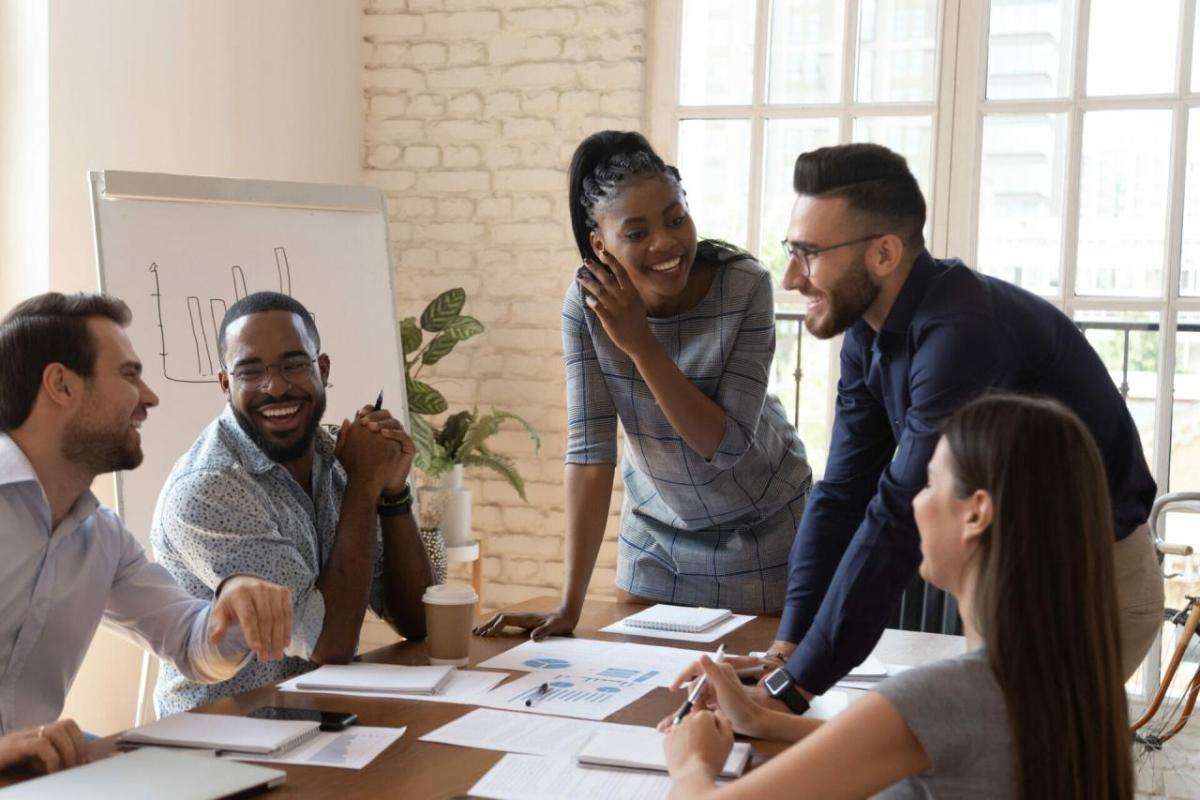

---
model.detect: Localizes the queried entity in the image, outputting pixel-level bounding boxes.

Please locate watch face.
[765,668,792,696]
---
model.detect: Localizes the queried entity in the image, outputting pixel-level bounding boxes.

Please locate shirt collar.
[217,405,336,475]
[0,433,100,526]
[879,250,937,336]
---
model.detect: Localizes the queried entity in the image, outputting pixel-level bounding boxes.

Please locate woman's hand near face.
[578,256,657,358]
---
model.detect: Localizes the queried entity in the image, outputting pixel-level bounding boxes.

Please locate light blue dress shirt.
[0,434,249,733]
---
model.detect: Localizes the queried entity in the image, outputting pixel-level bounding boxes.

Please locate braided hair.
[568,131,685,262]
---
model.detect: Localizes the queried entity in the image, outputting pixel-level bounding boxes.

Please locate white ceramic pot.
[438,464,473,547]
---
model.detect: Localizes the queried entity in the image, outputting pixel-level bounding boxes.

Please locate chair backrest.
[887,572,963,636]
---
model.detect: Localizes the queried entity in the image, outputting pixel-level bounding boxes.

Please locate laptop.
[0,747,286,799]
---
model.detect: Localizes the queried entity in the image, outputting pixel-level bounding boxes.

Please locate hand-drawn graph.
[149,246,294,383]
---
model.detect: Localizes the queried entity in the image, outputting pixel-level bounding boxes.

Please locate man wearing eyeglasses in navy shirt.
[733,143,1161,715]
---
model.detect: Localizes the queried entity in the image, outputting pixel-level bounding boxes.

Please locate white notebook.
[621,604,732,633]
[294,663,456,695]
[117,711,320,755]
[576,728,751,778]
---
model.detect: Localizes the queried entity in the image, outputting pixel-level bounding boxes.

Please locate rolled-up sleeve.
[707,273,775,470]
[103,521,250,683]
[155,470,325,660]
[784,315,1007,694]
[563,282,618,465]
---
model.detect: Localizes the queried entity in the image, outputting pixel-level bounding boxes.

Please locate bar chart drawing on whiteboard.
[149,246,295,383]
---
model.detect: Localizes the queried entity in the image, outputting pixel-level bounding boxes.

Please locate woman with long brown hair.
[663,393,1133,798]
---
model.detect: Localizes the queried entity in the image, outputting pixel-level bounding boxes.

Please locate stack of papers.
[621,604,732,633]
[279,668,507,704]
[117,712,320,756]
[834,656,910,690]
[294,663,455,695]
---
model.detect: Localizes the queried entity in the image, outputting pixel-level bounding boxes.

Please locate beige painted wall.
[20,0,364,735]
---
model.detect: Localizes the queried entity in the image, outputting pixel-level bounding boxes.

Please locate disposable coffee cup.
[423,583,477,666]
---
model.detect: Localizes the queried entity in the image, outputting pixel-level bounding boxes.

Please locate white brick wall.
[362,0,647,618]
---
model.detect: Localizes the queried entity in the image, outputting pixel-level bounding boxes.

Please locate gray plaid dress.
[563,251,812,612]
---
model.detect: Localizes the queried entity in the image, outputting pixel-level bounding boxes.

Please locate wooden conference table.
[2,597,964,798]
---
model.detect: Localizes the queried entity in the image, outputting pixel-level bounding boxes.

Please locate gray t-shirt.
[873,649,1012,799]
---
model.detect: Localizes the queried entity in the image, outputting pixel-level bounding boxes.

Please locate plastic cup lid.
[422,583,478,605]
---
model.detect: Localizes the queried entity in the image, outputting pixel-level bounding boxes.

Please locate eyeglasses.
[228,356,318,390]
[779,233,886,277]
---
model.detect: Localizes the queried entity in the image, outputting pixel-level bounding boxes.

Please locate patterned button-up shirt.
[151,407,383,715]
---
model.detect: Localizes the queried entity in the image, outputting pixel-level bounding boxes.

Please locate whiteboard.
[90,170,407,548]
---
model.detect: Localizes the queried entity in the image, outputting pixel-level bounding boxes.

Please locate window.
[649,0,1200,696]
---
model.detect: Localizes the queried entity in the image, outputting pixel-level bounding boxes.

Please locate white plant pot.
[438,464,473,548]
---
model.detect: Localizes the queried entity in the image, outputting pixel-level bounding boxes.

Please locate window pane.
[1194,14,1200,91]
[680,0,757,105]
[1182,110,1200,296]
[767,0,846,104]
[977,113,1068,296]
[1172,312,1200,491]
[759,118,840,279]
[677,119,752,246]
[985,0,1074,99]
[1075,110,1172,298]
[771,317,836,477]
[1086,0,1179,96]
[855,0,939,103]
[1075,310,1160,470]
[852,115,933,200]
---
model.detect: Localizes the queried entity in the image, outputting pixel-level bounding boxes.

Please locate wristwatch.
[377,485,413,517]
[764,667,811,715]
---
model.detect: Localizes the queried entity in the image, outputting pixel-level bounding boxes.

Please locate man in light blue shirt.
[0,292,294,775]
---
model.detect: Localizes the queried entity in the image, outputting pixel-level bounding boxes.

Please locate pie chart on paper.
[523,658,571,670]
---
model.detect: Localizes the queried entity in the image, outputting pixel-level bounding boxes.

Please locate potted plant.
[401,288,540,549]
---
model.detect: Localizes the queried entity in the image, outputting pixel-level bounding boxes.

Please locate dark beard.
[805,262,879,339]
[62,417,142,473]
[231,392,327,464]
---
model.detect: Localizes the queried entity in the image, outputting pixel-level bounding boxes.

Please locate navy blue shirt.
[779,253,1156,694]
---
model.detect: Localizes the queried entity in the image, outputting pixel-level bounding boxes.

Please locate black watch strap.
[766,668,810,715]
[377,485,413,517]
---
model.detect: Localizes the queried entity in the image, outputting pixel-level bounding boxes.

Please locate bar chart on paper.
[476,672,656,720]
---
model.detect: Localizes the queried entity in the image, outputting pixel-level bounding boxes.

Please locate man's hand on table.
[473,605,579,640]
[0,720,89,775]
[210,575,294,661]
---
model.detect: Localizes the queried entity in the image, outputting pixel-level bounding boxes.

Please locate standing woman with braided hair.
[477,131,812,639]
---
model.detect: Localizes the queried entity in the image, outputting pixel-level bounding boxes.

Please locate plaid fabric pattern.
[563,255,812,612]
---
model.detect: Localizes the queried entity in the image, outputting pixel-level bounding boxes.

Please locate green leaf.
[441,315,484,342]
[461,451,527,501]
[406,375,447,415]
[436,410,474,458]
[459,410,541,461]
[409,413,435,471]
[399,317,422,356]
[421,331,459,365]
[421,288,466,332]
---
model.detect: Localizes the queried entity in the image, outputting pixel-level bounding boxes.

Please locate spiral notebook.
[621,604,732,633]
[117,711,321,755]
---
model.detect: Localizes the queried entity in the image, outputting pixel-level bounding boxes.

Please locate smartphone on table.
[244,706,358,732]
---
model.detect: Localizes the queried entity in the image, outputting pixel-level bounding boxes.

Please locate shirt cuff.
[705,415,748,470]
[184,606,253,683]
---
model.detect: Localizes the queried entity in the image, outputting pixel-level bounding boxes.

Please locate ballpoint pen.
[525,682,550,707]
[373,390,383,411]
[673,643,726,727]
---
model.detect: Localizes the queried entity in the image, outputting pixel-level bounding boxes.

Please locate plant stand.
[446,539,482,617]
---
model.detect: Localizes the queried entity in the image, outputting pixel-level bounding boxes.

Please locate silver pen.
[672,643,726,726]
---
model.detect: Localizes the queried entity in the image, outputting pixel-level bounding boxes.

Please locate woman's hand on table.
[577,256,656,358]
[473,606,579,640]
[0,719,89,775]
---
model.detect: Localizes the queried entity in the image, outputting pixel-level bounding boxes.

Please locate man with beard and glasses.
[669,143,1162,717]
[0,292,293,775]
[150,291,433,715]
